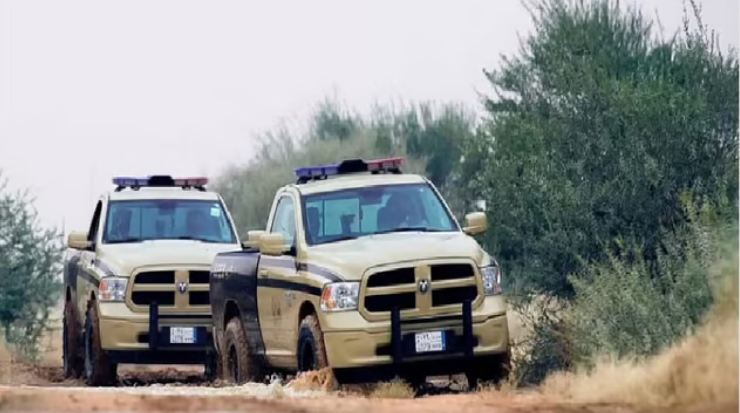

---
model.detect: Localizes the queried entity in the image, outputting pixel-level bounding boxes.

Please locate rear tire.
[62,300,83,378]
[222,318,261,383]
[296,314,328,372]
[83,305,117,386]
[465,351,511,390]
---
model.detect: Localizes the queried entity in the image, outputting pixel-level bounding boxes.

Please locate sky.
[0,0,737,233]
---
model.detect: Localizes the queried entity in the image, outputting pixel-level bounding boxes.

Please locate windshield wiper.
[371,226,446,236]
[174,236,220,243]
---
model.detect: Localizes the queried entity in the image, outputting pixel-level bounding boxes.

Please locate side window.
[88,201,103,243]
[270,196,296,246]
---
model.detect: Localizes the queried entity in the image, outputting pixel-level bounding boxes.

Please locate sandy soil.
[0,364,735,413]
[0,308,734,413]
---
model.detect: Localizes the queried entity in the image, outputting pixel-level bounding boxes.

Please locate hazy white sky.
[0,0,737,233]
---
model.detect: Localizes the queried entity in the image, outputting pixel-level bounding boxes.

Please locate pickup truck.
[209,158,510,387]
[63,175,242,385]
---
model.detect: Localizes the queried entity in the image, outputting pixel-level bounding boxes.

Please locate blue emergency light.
[112,175,208,191]
[294,157,404,184]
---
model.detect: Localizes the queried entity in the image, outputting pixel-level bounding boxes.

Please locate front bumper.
[322,296,509,369]
[97,302,213,362]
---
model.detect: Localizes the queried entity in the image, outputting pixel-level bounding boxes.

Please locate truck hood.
[95,241,242,276]
[304,231,488,281]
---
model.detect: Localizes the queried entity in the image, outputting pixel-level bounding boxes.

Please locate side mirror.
[463,212,487,236]
[259,233,290,256]
[67,231,92,250]
[241,230,265,249]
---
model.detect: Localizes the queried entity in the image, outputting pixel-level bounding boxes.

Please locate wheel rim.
[228,345,239,382]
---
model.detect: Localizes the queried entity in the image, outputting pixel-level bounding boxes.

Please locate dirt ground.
[0,312,734,413]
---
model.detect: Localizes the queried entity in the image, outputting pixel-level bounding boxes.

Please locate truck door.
[257,194,299,363]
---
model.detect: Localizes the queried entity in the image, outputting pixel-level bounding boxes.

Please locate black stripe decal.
[297,263,343,282]
[93,259,116,276]
[257,278,322,296]
[260,257,344,283]
[79,270,100,287]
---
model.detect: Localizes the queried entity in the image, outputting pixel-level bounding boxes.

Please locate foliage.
[514,201,736,385]
[216,101,476,234]
[0,175,63,360]
[462,0,738,297]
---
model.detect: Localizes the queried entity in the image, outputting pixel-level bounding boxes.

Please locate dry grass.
[542,251,739,408]
[287,368,338,392]
[368,378,416,399]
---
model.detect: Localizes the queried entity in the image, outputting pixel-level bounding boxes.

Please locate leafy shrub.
[514,200,736,384]
[0,176,63,360]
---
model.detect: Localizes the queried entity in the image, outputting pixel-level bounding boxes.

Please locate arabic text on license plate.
[170,327,196,344]
[414,331,445,353]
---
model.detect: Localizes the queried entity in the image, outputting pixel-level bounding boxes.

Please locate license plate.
[414,331,446,353]
[170,327,196,344]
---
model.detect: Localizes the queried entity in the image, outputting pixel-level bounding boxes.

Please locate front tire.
[83,305,117,386]
[62,300,83,378]
[222,318,261,383]
[296,314,328,372]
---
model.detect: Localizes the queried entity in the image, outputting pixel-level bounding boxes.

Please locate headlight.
[480,266,502,296]
[320,282,360,312]
[98,276,128,302]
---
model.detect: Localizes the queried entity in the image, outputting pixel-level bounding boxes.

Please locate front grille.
[363,262,479,316]
[129,269,210,311]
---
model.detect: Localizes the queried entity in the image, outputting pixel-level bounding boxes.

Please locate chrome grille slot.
[431,264,474,281]
[189,271,210,284]
[132,291,175,306]
[365,293,415,312]
[134,271,175,284]
[189,291,210,306]
[366,268,415,287]
[432,285,477,307]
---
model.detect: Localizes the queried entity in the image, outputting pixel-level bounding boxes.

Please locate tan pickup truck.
[62,175,241,385]
[209,158,510,388]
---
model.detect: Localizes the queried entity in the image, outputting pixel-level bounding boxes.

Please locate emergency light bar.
[295,157,404,184]
[112,175,208,191]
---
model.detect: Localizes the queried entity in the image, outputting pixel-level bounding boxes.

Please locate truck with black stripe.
[62,175,242,385]
[209,158,510,387]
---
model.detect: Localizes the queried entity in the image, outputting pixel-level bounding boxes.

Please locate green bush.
[514,200,736,385]
[0,175,63,360]
[461,0,738,297]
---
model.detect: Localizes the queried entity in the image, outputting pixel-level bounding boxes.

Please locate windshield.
[302,183,457,245]
[103,199,236,244]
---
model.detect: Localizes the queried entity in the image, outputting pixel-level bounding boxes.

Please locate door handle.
[258,269,269,278]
